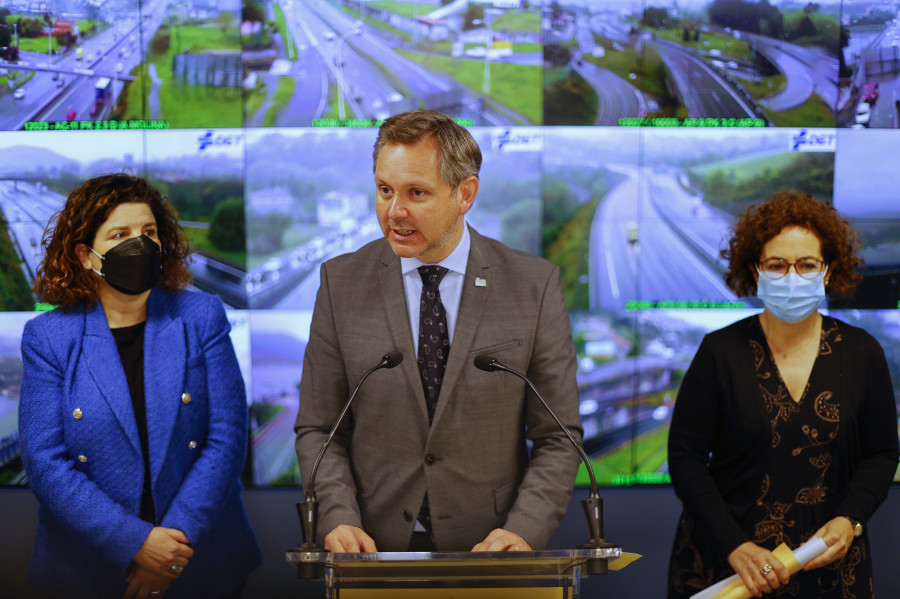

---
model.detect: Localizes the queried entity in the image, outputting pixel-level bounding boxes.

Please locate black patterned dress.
[668,316,874,598]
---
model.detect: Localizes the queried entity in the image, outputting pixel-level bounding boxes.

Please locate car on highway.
[116,62,124,73]
[855,102,872,127]
[627,221,639,244]
[13,88,25,100]
[261,257,282,283]
[56,76,65,87]
[371,99,388,120]
[862,82,879,104]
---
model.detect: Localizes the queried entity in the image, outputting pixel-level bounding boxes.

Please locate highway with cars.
[274,0,530,125]
[0,180,63,280]
[587,164,739,313]
[0,7,161,130]
[572,15,647,125]
[650,38,760,120]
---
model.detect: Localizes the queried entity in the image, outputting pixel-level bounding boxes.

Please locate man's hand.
[727,541,789,597]
[133,527,193,579]
[471,528,532,552]
[324,524,378,553]
[803,517,855,571]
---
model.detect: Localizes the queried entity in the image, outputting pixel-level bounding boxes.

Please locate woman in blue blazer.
[19,174,261,599]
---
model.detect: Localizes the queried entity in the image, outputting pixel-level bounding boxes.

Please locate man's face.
[375,138,476,264]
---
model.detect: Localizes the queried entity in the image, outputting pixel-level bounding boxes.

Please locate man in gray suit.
[295,110,582,553]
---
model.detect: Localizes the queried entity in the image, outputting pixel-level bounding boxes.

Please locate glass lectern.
[286,546,634,599]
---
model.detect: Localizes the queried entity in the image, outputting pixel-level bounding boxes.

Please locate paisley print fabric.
[668,316,874,599]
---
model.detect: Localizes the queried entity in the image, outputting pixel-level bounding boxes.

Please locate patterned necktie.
[417,265,450,423]
[416,265,449,538]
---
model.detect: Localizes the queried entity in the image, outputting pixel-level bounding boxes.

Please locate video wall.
[0,0,898,489]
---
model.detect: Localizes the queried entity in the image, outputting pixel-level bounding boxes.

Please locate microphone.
[474,354,617,574]
[296,351,402,574]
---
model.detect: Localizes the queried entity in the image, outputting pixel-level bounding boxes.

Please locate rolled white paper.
[689,537,829,599]
[792,536,827,566]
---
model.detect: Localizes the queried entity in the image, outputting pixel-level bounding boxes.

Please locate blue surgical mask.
[756,268,827,324]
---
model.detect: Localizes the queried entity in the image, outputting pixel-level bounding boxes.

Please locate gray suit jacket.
[294,227,582,551]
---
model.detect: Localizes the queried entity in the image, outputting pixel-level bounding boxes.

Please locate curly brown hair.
[32,173,192,308]
[722,190,862,298]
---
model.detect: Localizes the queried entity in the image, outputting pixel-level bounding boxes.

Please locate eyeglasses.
[757,257,826,280]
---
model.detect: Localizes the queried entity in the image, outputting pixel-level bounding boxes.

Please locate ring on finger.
[760,563,772,576]
[170,563,184,574]
[149,591,161,596]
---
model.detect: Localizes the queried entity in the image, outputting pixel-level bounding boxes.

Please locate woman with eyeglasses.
[666,191,898,599]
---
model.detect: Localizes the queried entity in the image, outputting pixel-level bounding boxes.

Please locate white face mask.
[756,268,827,324]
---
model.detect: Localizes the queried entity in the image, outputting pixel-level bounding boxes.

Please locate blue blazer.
[19,289,261,599]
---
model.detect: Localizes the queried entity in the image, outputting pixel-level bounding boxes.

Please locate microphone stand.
[295,352,403,578]
[474,355,619,574]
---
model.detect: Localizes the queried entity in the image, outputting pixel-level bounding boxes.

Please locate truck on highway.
[90,77,112,116]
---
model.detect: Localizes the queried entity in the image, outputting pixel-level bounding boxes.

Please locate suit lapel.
[379,243,432,424]
[83,301,142,456]
[431,227,489,428]
[143,290,186,486]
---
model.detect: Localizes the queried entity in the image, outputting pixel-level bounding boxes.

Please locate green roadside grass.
[3,16,102,53]
[586,46,669,100]
[396,50,541,124]
[368,1,435,18]
[691,152,790,183]
[120,22,242,127]
[543,66,597,126]
[183,225,246,266]
[251,402,285,429]
[491,12,540,33]
[545,197,599,309]
[272,2,298,61]
[575,424,671,487]
[12,37,65,53]
[243,80,267,123]
[734,74,787,98]
[763,94,836,127]
[0,223,34,311]
[429,40,541,54]
[323,82,352,120]
[262,76,296,126]
[654,28,752,61]
[2,70,35,94]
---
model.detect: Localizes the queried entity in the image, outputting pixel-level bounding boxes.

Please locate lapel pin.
[475,277,487,287]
